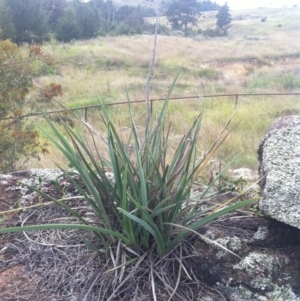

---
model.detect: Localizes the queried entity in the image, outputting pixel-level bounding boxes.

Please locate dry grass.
[25,7,300,170]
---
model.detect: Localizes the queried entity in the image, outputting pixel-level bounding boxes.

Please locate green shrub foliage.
[0,41,60,172]
[0,40,38,171]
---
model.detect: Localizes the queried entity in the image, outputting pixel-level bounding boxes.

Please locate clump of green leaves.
[282,71,300,91]
[0,73,257,256]
[216,175,247,193]
[198,67,220,80]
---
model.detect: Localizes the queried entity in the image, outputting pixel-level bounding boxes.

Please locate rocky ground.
[1,166,300,300]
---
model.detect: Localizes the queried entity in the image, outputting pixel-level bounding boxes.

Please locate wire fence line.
[2,92,300,123]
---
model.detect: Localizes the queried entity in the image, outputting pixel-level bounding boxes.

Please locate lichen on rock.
[258,115,300,229]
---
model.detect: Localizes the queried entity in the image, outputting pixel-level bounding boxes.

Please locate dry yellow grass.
[25,7,300,170]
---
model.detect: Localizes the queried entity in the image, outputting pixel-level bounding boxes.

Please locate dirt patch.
[216,63,249,81]
[207,56,300,84]
[0,265,32,301]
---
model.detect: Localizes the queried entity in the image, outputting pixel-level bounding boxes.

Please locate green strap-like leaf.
[168,198,258,250]
[0,223,131,245]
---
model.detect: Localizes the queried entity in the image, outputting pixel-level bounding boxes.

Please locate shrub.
[281,72,300,91]
[0,41,61,172]
[0,40,39,172]
[203,27,228,37]
[248,72,270,89]
[198,68,219,79]
[110,23,142,36]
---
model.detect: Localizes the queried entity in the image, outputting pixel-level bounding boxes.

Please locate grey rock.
[195,216,300,300]
[258,115,300,229]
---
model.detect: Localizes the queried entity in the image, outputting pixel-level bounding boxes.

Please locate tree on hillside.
[165,0,199,36]
[89,0,105,9]
[216,2,232,29]
[7,0,48,43]
[55,8,82,42]
[42,0,68,28]
[0,0,16,40]
[198,0,221,12]
[103,0,116,22]
[74,1,100,39]
[115,5,144,32]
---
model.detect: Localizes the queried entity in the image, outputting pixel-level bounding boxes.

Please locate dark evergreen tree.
[198,1,221,12]
[74,1,100,39]
[7,0,48,44]
[90,0,117,35]
[42,0,68,28]
[89,0,105,9]
[165,0,199,36]
[55,8,82,42]
[89,0,115,21]
[0,0,152,42]
[0,0,16,40]
[140,7,156,17]
[115,5,144,29]
[216,2,232,29]
[163,0,220,15]
[104,0,116,22]
[110,5,145,35]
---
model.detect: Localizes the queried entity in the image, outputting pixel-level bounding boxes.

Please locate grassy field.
[27,6,300,171]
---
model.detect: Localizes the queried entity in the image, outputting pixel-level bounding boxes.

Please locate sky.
[220,0,299,10]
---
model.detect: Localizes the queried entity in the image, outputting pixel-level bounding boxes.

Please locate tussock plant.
[0,74,258,299]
